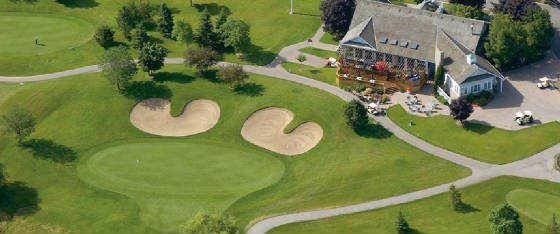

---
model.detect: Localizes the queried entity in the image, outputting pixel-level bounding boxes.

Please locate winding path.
[2,25,560,234]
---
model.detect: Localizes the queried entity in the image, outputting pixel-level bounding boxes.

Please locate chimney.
[466,54,477,65]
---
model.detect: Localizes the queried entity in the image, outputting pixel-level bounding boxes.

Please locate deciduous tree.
[492,0,537,20]
[488,203,523,234]
[449,184,464,212]
[184,45,220,73]
[449,97,473,123]
[99,46,137,90]
[1,107,35,143]
[138,42,168,76]
[173,19,194,44]
[217,64,249,88]
[484,14,525,70]
[320,0,356,38]
[449,0,485,9]
[116,1,153,39]
[94,25,115,49]
[220,18,251,53]
[522,8,555,62]
[131,25,150,49]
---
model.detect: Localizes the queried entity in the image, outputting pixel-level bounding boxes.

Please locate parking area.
[468,53,560,130]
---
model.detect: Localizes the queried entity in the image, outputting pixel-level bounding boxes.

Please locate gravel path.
[1,25,560,234]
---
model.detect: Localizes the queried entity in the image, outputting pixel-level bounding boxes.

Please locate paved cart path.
[2,25,560,234]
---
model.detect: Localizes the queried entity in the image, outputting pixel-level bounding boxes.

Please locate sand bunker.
[130,98,220,137]
[241,107,323,155]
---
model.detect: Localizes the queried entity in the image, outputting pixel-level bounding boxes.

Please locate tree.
[1,107,35,143]
[320,0,356,38]
[99,46,138,90]
[217,64,249,88]
[548,214,560,234]
[173,19,194,44]
[194,8,220,49]
[184,45,220,73]
[94,25,115,49]
[344,100,368,130]
[220,18,251,53]
[395,211,412,234]
[138,42,168,76]
[115,1,153,39]
[182,211,238,234]
[484,14,525,70]
[445,3,486,20]
[449,184,464,212]
[449,0,485,8]
[449,98,473,122]
[433,64,444,93]
[488,203,523,234]
[131,25,150,49]
[158,3,174,38]
[522,8,555,62]
[216,7,229,32]
[492,0,537,21]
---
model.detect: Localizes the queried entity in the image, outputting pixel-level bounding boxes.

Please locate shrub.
[297,54,307,63]
[182,211,238,234]
[449,97,473,122]
[94,25,115,49]
[342,84,367,92]
[554,154,560,172]
[488,203,523,234]
[1,107,35,143]
[344,100,368,130]
[433,64,444,93]
[217,64,249,88]
[446,3,486,20]
[480,90,494,99]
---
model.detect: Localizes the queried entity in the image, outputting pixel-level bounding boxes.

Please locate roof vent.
[400,41,408,47]
[466,54,477,65]
[390,39,398,45]
[410,42,419,50]
[379,37,388,44]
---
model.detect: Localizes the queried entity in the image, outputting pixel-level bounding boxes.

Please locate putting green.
[506,189,560,225]
[0,13,94,57]
[79,141,283,232]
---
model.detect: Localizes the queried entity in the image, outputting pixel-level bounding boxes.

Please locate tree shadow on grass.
[55,0,98,8]
[19,139,77,163]
[233,82,265,96]
[121,81,173,101]
[193,3,230,15]
[153,72,195,83]
[462,121,492,135]
[354,123,393,139]
[200,69,220,83]
[456,202,481,213]
[0,181,40,219]
[243,44,277,66]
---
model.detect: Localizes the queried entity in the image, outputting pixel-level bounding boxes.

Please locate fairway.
[79,141,283,232]
[507,189,560,225]
[0,13,93,56]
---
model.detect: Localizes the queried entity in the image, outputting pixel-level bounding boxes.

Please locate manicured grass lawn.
[0,0,323,76]
[0,65,469,233]
[0,12,94,57]
[79,141,283,232]
[319,32,339,45]
[299,47,338,59]
[506,189,560,225]
[269,176,559,234]
[282,62,337,86]
[387,105,560,164]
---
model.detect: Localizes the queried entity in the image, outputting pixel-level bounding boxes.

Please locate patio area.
[390,87,450,117]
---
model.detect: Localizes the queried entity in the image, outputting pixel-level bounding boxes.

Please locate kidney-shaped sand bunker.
[241,107,323,155]
[130,98,220,137]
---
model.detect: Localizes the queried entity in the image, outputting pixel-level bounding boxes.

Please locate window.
[483,81,489,90]
[470,84,481,93]
[462,87,467,95]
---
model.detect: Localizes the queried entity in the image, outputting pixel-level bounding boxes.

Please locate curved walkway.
[1,26,560,234]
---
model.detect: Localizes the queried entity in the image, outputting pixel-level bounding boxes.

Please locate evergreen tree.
[173,19,194,45]
[158,3,174,38]
[395,211,412,234]
[449,184,464,212]
[138,42,169,76]
[194,8,220,49]
[344,100,368,130]
[94,25,115,49]
[216,8,229,32]
[548,214,560,234]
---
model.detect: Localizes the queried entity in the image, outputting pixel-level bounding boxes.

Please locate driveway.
[469,53,560,130]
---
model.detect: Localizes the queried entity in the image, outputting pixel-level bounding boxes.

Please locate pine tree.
[131,25,149,49]
[216,8,229,32]
[194,8,219,49]
[158,3,174,38]
[449,184,464,212]
[395,211,412,234]
[548,214,560,234]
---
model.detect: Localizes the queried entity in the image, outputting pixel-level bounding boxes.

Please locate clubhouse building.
[336,0,504,100]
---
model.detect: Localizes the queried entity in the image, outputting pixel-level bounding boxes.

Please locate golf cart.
[513,111,534,125]
[367,102,385,116]
[537,77,551,89]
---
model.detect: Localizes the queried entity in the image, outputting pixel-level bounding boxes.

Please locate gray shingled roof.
[437,30,503,84]
[340,17,376,50]
[345,0,487,62]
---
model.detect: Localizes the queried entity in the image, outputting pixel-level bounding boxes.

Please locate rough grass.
[282,62,337,86]
[299,47,338,59]
[387,105,560,164]
[319,32,339,45]
[269,176,559,234]
[0,66,469,233]
[0,0,323,76]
